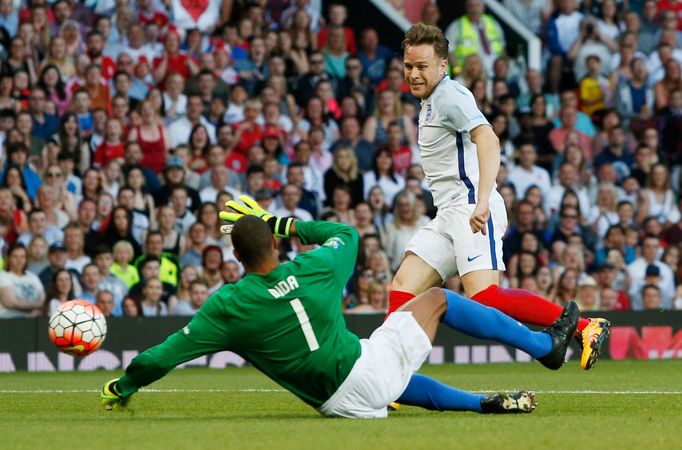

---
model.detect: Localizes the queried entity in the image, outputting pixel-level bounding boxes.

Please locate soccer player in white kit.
[390,24,610,370]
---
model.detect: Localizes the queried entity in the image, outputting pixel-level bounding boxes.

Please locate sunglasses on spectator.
[561,214,578,219]
[310,59,324,64]
[46,171,61,178]
[360,271,373,278]
[346,64,360,70]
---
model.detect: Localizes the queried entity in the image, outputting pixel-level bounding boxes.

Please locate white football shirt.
[418,76,491,208]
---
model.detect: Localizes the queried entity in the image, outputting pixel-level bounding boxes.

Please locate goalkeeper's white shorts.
[317,312,432,419]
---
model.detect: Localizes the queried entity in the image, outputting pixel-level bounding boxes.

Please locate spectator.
[221,260,241,284]
[18,208,62,247]
[95,290,115,317]
[628,235,675,309]
[157,205,185,257]
[123,165,154,224]
[45,268,75,317]
[4,143,41,200]
[576,275,600,312]
[549,106,592,157]
[504,0,548,35]
[544,162,590,218]
[139,277,169,317]
[201,245,224,294]
[173,279,209,316]
[637,163,681,226]
[318,3,356,53]
[78,263,101,302]
[357,28,392,88]
[110,240,139,289]
[346,280,387,313]
[588,183,620,241]
[508,143,551,199]
[383,190,430,272]
[3,165,32,213]
[274,184,314,222]
[616,56,654,123]
[637,0,660,54]
[28,86,59,141]
[363,148,405,207]
[285,162,318,219]
[552,268,579,306]
[152,29,198,89]
[322,26,349,79]
[641,284,663,310]
[363,90,416,149]
[179,222,208,268]
[93,244,127,314]
[659,89,682,165]
[168,94,216,149]
[26,234,49,276]
[128,100,171,174]
[323,146,364,207]
[331,116,374,172]
[445,0,505,76]
[577,55,610,116]
[327,184,355,226]
[0,243,45,317]
[654,60,682,112]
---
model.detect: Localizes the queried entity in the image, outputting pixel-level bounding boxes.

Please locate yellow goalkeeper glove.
[219,195,295,238]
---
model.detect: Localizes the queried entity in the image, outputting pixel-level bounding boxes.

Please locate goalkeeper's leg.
[101,311,228,408]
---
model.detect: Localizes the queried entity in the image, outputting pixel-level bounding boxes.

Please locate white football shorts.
[317,312,432,419]
[404,192,507,280]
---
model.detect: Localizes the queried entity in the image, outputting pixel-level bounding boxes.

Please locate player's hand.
[470,201,490,235]
[219,194,274,223]
[219,195,294,238]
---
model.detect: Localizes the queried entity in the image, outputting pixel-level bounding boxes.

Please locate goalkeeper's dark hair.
[231,215,274,268]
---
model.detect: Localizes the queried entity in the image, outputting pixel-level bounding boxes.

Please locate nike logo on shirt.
[467,254,483,262]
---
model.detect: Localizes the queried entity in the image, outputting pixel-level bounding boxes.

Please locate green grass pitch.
[2,360,682,450]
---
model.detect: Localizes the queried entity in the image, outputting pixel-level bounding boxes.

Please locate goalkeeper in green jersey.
[102,196,578,418]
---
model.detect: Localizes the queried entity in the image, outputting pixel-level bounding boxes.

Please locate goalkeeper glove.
[219,195,295,238]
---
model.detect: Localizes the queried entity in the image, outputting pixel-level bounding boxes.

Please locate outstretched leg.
[401,287,555,360]
[397,374,536,414]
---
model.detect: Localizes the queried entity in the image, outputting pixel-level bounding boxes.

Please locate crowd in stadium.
[0,0,680,318]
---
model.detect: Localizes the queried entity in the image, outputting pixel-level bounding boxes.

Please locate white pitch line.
[1,388,682,395]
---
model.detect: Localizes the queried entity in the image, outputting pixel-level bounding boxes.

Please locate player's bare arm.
[469,124,500,236]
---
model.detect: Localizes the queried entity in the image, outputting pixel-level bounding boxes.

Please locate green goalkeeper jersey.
[196,221,361,407]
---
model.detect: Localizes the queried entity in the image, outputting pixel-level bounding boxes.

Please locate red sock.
[471,285,590,332]
[387,290,416,318]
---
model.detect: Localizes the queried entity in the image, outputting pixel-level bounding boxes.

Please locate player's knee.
[426,287,447,306]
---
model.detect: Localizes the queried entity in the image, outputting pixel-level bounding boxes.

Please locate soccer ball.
[48,300,108,356]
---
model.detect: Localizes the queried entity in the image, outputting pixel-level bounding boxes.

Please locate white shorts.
[317,312,432,419]
[404,193,507,280]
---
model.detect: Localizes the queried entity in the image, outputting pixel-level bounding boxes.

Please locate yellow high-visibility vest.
[453,15,504,68]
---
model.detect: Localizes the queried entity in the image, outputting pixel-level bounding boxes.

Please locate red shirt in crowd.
[232,121,263,156]
[138,10,169,29]
[153,52,192,89]
[614,290,632,311]
[88,55,117,80]
[94,142,125,168]
[226,150,248,174]
[390,145,413,177]
[317,26,356,53]
[658,1,682,31]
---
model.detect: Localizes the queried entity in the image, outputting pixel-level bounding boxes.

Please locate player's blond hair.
[402,23,449,60]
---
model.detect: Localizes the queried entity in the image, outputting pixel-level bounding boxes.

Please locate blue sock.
[441,289,552,359]
[398,374,483,412]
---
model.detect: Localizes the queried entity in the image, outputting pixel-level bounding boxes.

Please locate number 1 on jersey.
[289,299,320,352]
